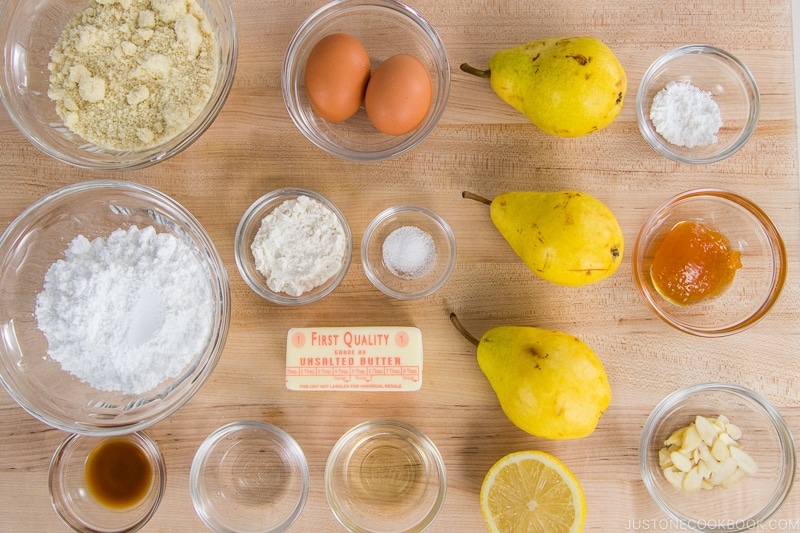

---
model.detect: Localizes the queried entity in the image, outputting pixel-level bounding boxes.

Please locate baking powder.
[251,195,346,297]
[35,225,215,394]
[650,80,722,148]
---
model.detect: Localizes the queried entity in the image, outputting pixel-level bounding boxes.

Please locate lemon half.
[480,450,587,533]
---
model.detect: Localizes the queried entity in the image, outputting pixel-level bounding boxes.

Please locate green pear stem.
[450,312,479,347]
[460,63,491,79]
[462,191,492,205]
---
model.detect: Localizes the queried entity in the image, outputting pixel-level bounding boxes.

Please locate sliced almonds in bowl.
[659,415,757,492]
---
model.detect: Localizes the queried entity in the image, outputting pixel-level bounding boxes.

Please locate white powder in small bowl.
[251,195,347,297]
[650,80,722,148]
[382,226,436,280]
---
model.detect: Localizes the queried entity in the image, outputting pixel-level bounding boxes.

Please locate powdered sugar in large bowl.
[0,181,230,436]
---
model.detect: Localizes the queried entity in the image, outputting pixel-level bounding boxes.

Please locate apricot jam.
[650,221,742,306]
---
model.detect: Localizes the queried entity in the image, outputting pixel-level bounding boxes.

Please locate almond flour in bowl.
[47,0,220,151]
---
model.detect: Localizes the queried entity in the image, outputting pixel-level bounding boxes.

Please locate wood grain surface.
[0,1,798,532]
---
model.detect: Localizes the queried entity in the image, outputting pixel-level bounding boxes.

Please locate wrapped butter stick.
[286,327,422,391]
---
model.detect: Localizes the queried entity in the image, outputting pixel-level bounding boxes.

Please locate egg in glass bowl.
[282,0,450,161]
[0,0,237,170]
[0,180,231,436]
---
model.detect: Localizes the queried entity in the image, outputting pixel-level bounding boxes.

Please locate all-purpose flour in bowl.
[34,225,215,395]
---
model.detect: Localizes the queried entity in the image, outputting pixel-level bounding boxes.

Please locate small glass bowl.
[0,0,237,170]
[49,431,166,533]
[234,188,353,306]
[326,419,447,533]
[190,421,310,533]
[282,0,450,161]
[632,189,785,337]
[636,44,759,164]
[640,383,796,531]
[362,206,456,299]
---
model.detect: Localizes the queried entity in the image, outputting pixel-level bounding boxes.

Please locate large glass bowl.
[0,180,230,436]
[283,0,450,161]
[0,0,237,170]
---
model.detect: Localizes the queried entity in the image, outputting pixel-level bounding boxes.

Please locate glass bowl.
[636,45,759,164]
[632,189,785,337]
[282,0,450,161]
[190,421,310,533]
[49,431,167,533]
[0,180,230,435]
[326,419,447,533]
[640,383,795,531]
[0,0,237,170]
[235,188,352,306]
[361,206,456,299]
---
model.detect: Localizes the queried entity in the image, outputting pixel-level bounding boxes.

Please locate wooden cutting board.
[0,1,797,531]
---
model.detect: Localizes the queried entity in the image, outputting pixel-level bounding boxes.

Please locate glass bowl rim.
[281,0,451,162]
[632,188,786,337]
[324,418,447,533]
[189,420,310,533]
[48,430,167,533]
[638,382,796,531]
[361,205,457,300]
[0,0,239,171]
[635,43,760,165]
[234,187,353,306]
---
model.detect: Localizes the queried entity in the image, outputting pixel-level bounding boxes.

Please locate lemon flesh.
[481,450,587,533]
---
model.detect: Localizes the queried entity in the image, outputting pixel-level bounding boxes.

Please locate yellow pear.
[464,190,623,286]
[461,36,627,137]
[451,313,611,440]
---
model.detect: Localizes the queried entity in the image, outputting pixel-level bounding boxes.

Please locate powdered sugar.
[650,80,722,148]
[34,225,215,394]
[251,195,346,297]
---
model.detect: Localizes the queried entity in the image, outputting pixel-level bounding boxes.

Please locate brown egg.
[365,54,432,136]
[304,33,371,122]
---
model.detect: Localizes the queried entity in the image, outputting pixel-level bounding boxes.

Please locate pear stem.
[450,312,480,347]
[462,191,492,205]
[460,63,491,79]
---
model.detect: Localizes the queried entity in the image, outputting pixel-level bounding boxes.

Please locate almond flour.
[47,0,219,151]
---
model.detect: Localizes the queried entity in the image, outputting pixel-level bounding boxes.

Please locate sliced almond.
[711,457,738,486]
[659,414,756,494]
[695,415,717,446]
[680,424,702,454]
[664,426,687,446]
[711,437,731,461]
[683,465,703,492]
[671,450,694,472]
[729,446,758,475]
[698,444,719,473]
[663,466,685,490]
[721,466,748,489]
[659,447,673,469]
[725,423,743,441]
[697,460,712,480]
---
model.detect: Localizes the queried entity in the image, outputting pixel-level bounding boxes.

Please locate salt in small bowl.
[361,205,456,299]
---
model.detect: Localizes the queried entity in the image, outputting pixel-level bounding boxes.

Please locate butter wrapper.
[286,327,422,391]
